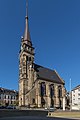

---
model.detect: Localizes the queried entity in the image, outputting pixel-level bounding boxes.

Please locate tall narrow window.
[32,98,35,104]
[58,86,62,97]
[29,57,31,61]
[11,96,12,99]
[26,56,28,61]
[8,95,9,99]
[41,82,46,97]
[50,84,54,98]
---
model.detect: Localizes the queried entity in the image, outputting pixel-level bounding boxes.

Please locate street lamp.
[70,78,72,111]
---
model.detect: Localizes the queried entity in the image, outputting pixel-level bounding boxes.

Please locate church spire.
[24,0,32,46]
[26,0,28,17]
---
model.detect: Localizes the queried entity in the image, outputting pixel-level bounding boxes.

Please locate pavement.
[48,111,80,120]
[0,116,79,120]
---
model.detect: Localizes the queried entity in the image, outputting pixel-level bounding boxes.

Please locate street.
[0,116,78,120]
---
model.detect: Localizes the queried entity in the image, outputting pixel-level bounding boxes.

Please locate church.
[19,1,65,109]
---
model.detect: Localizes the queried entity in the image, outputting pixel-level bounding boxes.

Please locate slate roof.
[34,64,65,84]
[72,85,80,91]
[0,87,18,94]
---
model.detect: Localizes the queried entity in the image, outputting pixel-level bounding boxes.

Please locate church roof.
[34,64,65,84]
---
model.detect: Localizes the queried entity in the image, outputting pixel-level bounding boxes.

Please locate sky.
[0,0,80,91]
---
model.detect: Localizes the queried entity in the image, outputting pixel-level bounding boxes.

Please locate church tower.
[19,0,65,109]
[19,1,35,106]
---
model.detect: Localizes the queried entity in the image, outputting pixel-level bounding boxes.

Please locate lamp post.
[63,96,65,111]
[70,78,72,111]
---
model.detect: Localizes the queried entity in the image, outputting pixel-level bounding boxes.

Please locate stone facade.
[72,85,80,110]
[0,87,18,106]
[19,2,65,109]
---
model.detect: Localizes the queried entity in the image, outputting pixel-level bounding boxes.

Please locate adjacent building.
[19,2,66,109]
[72,85,80,110]
[0,87,18,106]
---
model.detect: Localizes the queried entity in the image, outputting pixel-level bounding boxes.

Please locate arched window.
[50,84,54,98]
[41,82,46,97]
[29,57,31,61]
[26,56,31,62]
[58,85,62,97]
[26,56,29,61]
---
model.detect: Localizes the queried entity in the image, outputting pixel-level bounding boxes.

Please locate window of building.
[50,84,54,98]
[28,48,31,52]
[27,46,28,50]
[11,101,12,104]
[78,89,80,91]
[73,90,75,93]
[58,86,62,97]
[29,57,31,61]
[8,96,9,99]
[32,98,35,104]
[4,95,6,99]
[11,96,13,99]
[26,56,29,61]
[40,82,46,97]
[78,93,80,96]
[14,96,16,99]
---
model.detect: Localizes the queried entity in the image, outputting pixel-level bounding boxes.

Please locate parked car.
[6,106,16,109]
[49,107,55,111]
[45,107,56,111]
[0,106,6,109]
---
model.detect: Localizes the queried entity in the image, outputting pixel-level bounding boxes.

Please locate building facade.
[0,87,18,106]
[72,85,80,110]
[19,2,65,108]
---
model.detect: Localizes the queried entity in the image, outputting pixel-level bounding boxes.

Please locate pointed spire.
[24,0,32,46]
[26,0,28,17]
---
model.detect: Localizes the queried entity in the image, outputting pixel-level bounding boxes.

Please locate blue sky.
[0,0,80,91]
